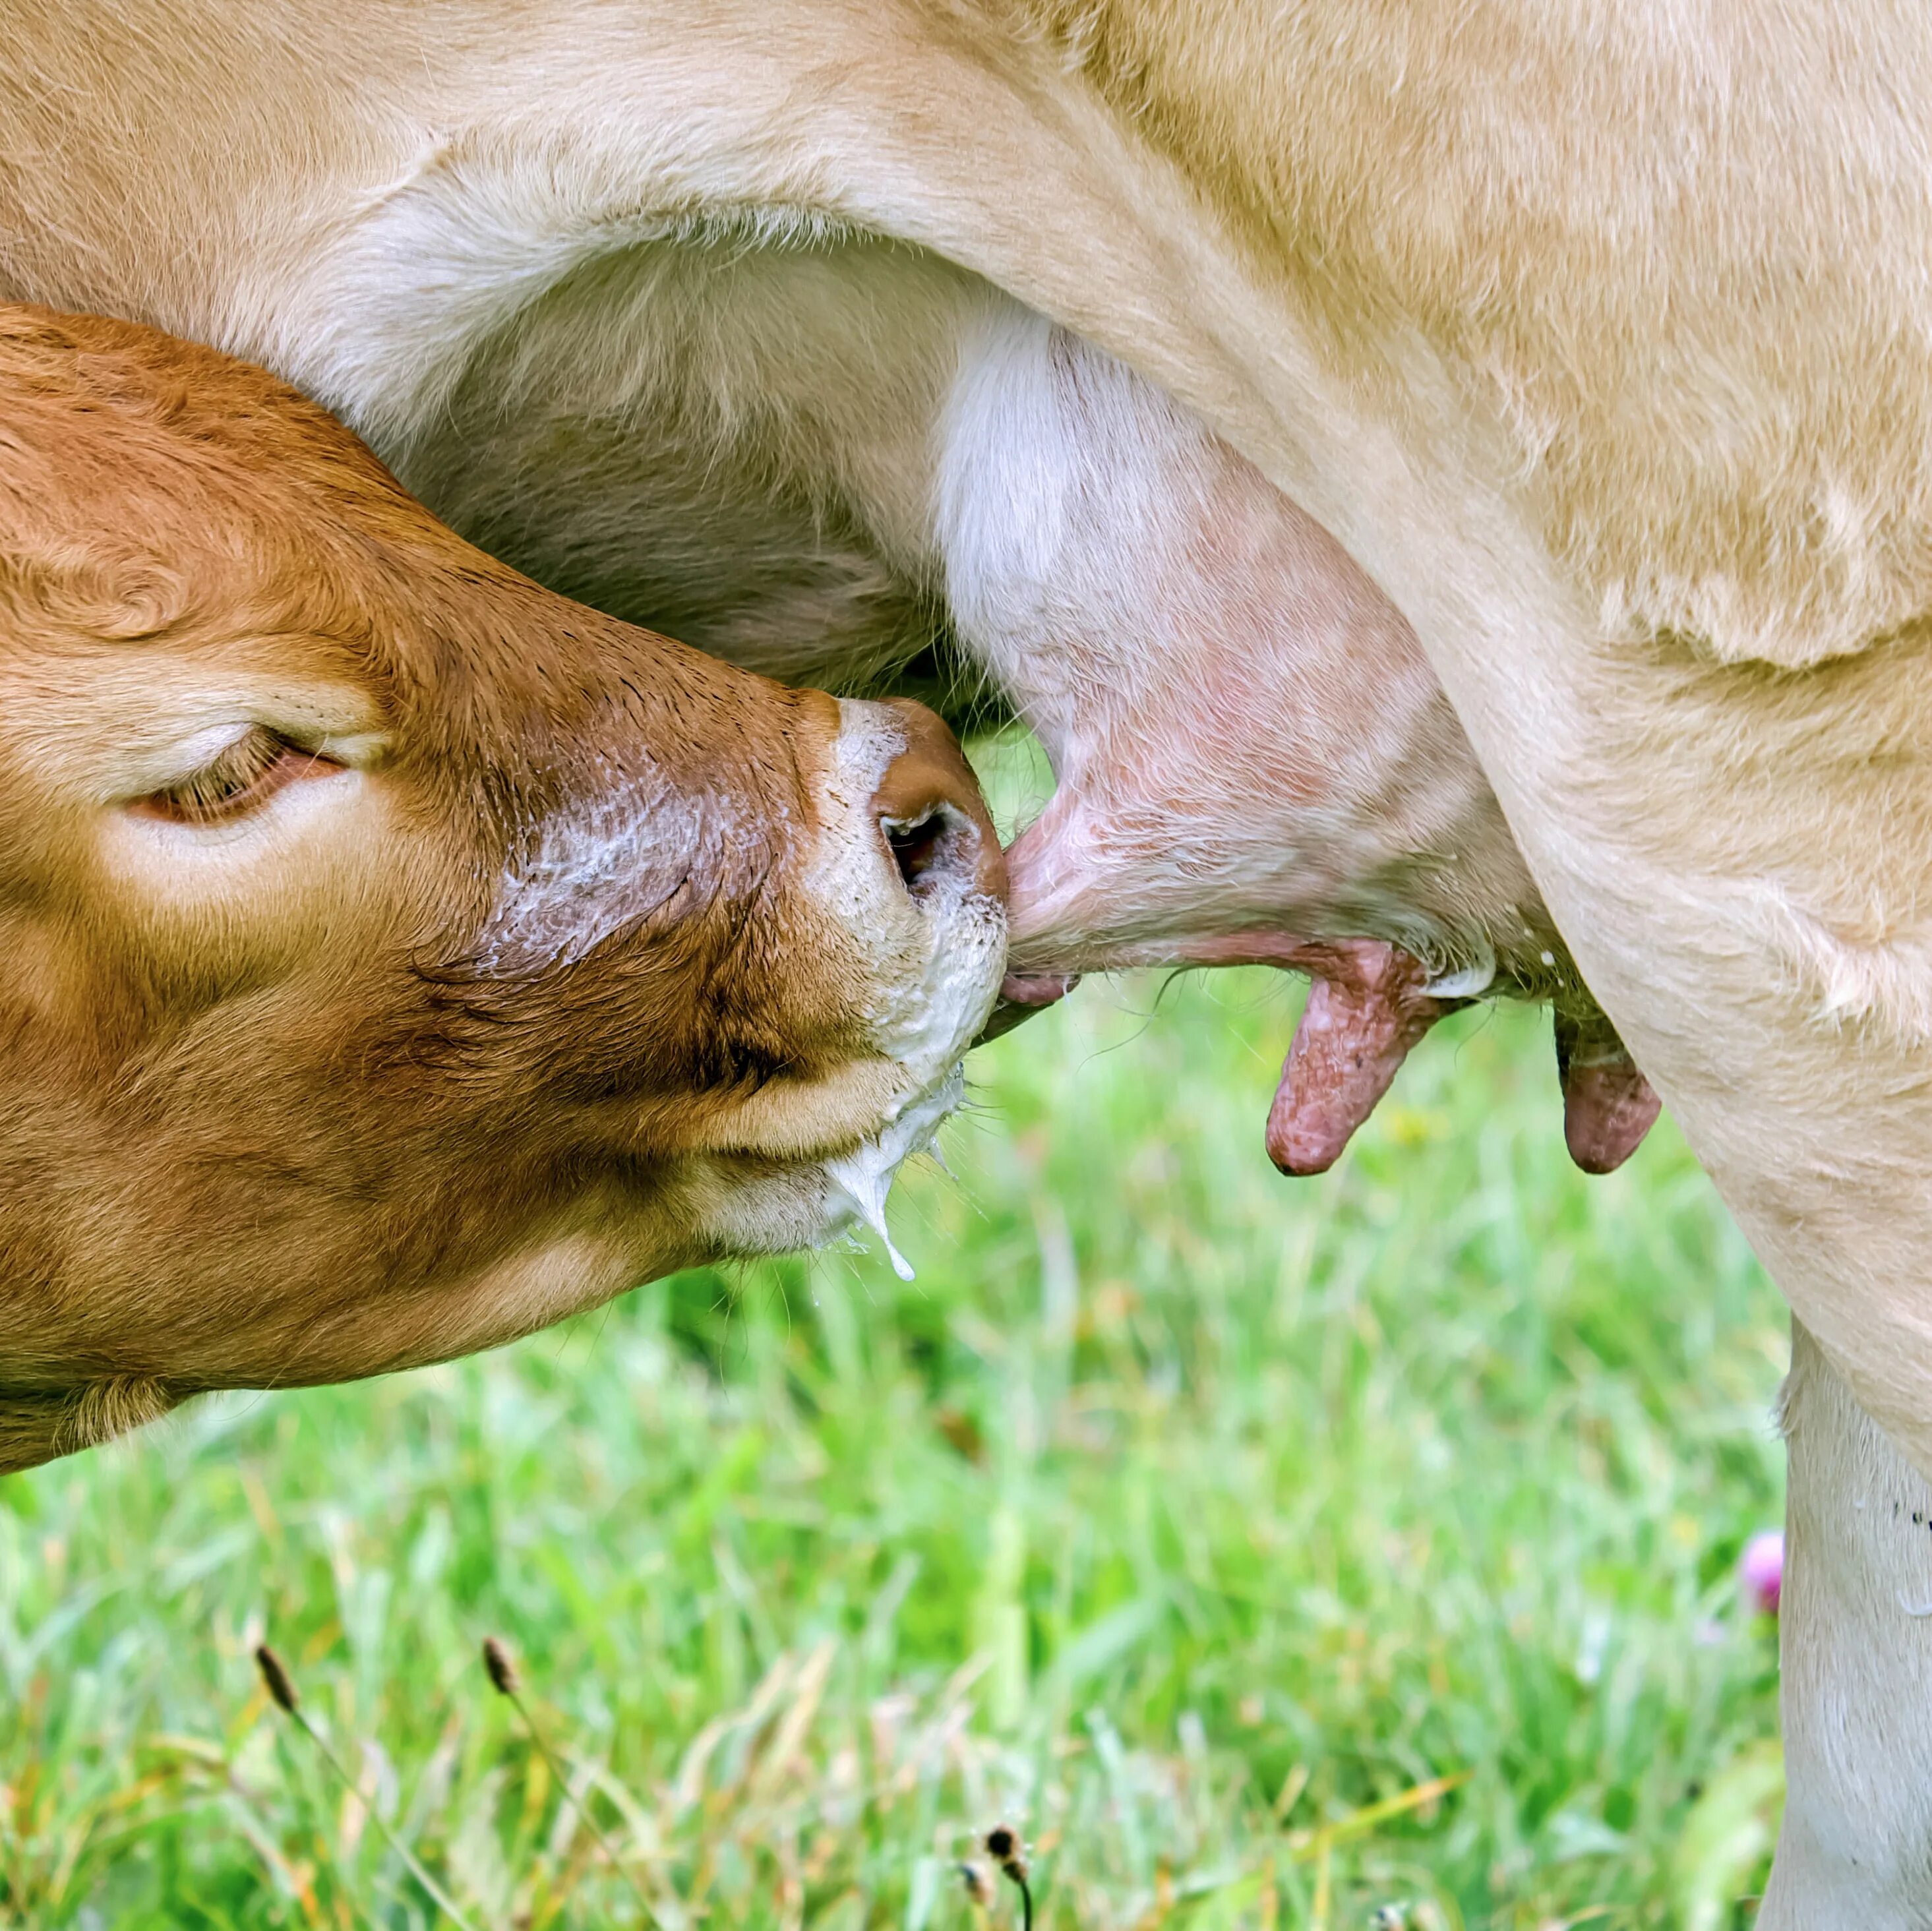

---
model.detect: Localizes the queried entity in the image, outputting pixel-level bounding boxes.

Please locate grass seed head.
[984,1824,1027,1880]
[255,1643,299,1715]
[483,1634,520,1696]
[981,1826,1033,1931]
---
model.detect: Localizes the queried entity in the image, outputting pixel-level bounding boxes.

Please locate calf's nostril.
[862,697,1008,905]
[884,808,955,897]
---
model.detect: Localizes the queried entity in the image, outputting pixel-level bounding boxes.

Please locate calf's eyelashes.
[130,723,346,825]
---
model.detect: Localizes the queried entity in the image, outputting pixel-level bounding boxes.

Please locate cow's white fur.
[8,0,1932,1893]
[396,227,979,691]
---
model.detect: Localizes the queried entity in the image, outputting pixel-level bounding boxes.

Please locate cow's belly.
[395,229,976,694]
[394,227,1546,975]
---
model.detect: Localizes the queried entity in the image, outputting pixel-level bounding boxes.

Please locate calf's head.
[0,308,1005,1471]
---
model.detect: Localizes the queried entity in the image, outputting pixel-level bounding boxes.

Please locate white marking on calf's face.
[806,701,1006,1075]
[472,752,756,975]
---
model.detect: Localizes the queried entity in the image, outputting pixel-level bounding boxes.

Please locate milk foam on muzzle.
[810,703,1006,1278]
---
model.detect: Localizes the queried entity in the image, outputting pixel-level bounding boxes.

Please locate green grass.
[1,763,1788,1928]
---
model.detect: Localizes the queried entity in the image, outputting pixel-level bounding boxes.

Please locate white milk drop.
[822,1067,965,1283]
[824,1135,919,1281]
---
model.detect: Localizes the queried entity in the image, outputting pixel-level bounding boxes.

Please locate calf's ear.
[0,1375,179,1476]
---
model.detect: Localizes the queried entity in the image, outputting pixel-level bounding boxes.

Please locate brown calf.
[0,307,1006,1472]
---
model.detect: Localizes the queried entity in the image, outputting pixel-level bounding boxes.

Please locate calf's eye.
[133,726,345,825]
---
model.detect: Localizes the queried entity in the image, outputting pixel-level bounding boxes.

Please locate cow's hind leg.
[1760,1321,1932,1927]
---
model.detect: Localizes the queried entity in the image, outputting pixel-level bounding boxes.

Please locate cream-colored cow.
[5,3,1931,1914]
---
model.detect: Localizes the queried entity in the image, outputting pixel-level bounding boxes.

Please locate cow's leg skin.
[1761,1321,1932,1927]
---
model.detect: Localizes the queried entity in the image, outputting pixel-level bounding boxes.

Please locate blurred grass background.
[1,742,1787,1930]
